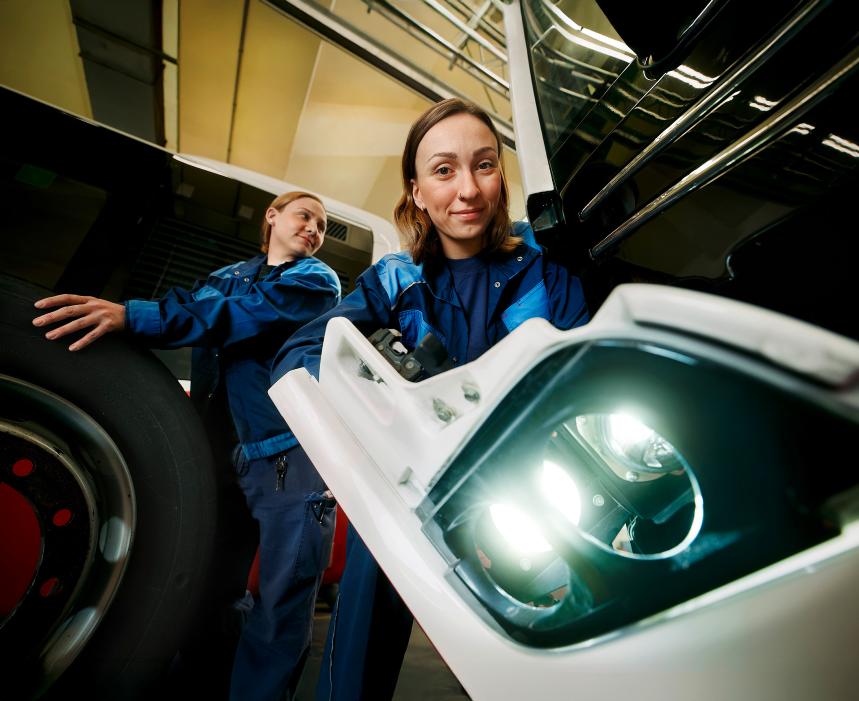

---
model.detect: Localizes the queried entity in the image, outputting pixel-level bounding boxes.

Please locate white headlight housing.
[269,283,859,700]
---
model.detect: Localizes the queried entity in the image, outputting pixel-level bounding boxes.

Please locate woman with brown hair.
[272,99,589,700]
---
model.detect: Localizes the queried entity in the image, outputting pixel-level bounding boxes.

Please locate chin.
[451,221,488,237]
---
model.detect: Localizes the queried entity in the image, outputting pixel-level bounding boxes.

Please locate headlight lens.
[418,340,854,648]
[489,503,552,554]
[546,412,700,558]
[608,413,675,469]
[577,413,683,477]
[539,460,581,526]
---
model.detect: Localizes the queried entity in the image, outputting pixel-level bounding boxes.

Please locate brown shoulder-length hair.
[393,98,520,264]
[260,190,325,253]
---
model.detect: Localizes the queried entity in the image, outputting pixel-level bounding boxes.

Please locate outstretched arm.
[272,267,392,382]
[33,294,126,351]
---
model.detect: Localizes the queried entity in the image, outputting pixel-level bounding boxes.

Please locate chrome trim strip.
[579,0,829,220]
[590,44,859,259]
[365,0,509,92]
[421,0,507,63]
[502,0,554,198]
[450,0,504,50]
[640,0,726,71]
[365,3,508,101]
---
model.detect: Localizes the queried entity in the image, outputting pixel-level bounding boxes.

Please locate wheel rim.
[0,373,135,694]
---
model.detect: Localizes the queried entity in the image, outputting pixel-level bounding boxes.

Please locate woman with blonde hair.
[273,98,589,700]
[34,191,341,701]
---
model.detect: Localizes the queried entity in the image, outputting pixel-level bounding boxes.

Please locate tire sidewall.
[0,276,221,698]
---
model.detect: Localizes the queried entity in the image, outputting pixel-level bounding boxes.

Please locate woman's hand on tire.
[33,294,126,351]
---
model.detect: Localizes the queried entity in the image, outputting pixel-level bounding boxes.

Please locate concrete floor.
[295,603,471,701]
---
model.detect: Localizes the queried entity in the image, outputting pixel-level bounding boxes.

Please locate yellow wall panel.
[0,0,91,117]
[178,0,245,160]
[362,154,407,228]
[228,0,321,178]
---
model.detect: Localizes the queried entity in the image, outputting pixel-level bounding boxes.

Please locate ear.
[411,179,424,211]
[265,206,278,225]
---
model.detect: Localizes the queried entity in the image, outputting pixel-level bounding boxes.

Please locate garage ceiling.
[0,0,524,225]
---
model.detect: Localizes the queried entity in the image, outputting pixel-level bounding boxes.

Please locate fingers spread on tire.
[34,293,90,310]
[35,303,89,329]
[69,326,103,352]
[45,313,98,341]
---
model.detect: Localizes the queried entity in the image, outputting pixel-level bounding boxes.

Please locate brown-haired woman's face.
[411,113,501,259]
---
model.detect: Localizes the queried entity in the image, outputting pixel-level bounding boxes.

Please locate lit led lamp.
[269,284,859,698]
[417,336,854,647]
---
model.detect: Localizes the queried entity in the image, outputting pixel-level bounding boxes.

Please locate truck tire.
[0,275,222,699]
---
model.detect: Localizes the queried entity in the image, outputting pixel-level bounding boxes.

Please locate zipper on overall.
[274,453,288,492]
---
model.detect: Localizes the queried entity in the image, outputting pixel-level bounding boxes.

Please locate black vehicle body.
[516,0,857,345]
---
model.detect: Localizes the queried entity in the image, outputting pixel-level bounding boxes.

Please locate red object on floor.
[322,505,348,585]
[246,548,261,598]
[246,505,348,597]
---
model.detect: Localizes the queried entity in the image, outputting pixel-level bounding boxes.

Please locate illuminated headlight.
[417,340,855,647]
[588,414,677,474]
[539,460,581,526]
[490,503,552,554]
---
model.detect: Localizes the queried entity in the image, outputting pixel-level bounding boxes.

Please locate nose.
[457,171,479,201]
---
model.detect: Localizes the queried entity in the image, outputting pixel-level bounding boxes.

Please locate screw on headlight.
[433,398,456,423]
[462,383,480,402]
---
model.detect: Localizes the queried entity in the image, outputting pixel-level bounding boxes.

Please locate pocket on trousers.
[297,491,337,579]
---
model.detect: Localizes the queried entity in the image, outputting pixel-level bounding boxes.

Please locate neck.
[440,237,484,260]
[267,250,296,266]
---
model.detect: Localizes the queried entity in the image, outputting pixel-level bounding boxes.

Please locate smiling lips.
[451,208,484,220]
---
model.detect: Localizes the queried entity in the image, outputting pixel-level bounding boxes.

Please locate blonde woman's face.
[411,113,502,260]
[265,197,327,264]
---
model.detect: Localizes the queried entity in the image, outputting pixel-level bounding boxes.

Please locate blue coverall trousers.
[230,444,336,701]
[315,525,414,701]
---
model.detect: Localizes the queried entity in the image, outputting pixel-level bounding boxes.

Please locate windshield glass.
[522,0,632,158]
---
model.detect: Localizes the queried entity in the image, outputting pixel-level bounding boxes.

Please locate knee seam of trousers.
[326,594,340,701]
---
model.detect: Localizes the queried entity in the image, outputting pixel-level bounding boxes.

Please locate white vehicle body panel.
[174,154,401,262]
[270,284,859,701]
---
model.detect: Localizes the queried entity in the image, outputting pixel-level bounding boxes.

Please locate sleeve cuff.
[125,300,161,338]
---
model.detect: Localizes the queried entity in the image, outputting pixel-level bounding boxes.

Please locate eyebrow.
[296,208,327,229]
[425,146,498,163]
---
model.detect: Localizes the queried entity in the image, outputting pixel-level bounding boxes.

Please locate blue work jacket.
[272,222,588,382]
[126,254,341,459]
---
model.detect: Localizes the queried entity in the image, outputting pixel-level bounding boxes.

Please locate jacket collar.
[494,243,540,280]
[233,254,267,277]
[236,253,310,280]
[421,243,540,305]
